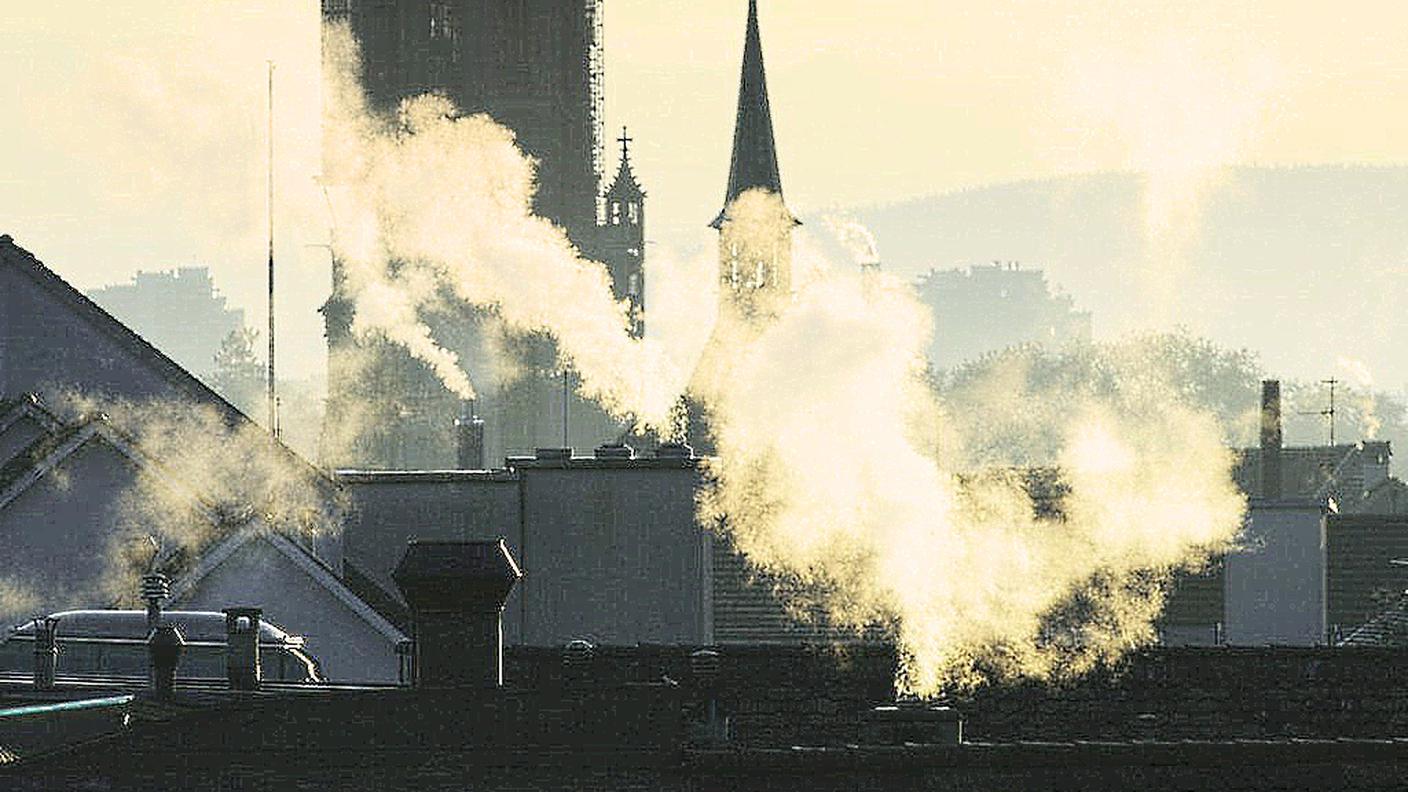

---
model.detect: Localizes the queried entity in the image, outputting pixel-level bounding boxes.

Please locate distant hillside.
[851,166,1408,388]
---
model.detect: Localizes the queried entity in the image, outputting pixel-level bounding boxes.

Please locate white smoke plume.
[823,215,881,268]
[1337,356,1381,440]
[50,391,345,607]
[321,27,694,427]
[318,24,1245,694]
[697,193,1244,692]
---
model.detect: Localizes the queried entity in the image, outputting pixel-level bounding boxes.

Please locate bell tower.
[711,0,797,324]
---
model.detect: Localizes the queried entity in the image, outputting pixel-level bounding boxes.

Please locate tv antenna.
[266,60,279,439]
[1298,378,1339,446]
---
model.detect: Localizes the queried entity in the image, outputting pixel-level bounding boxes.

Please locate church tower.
[600,127,646,338]
[711,0,797,324]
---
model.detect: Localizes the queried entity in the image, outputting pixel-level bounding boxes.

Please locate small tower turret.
[601,126,646,337]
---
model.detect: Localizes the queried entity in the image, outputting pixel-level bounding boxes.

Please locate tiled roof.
[1234,445,1364,504]
[1339,591,1408,647]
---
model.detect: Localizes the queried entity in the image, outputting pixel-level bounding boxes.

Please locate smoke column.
[321,27,697,428]
[318,23,1247,693]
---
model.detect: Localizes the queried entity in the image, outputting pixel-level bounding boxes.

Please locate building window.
[628,201,639,225]
[429,2,451,38]
[611,201,621,225]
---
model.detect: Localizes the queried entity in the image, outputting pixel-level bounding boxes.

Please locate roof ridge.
[0,236,333,488]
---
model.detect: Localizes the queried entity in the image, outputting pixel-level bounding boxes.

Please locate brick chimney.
[393,539,522,688]
[1261,380,1282,499]
[223,607,262,690]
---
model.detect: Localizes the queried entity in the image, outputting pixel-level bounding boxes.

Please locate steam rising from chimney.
[316,23,1244,694]
[321,27,694,430]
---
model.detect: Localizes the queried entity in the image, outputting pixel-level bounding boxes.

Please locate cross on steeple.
[616,126,633,163]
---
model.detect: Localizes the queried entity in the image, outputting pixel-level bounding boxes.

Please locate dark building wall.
[517,461,709,645]
[338,471,523,637]
[0,438,145,624]
[1327,513,1408,638]
[338,457,709,647]
[501,644,1408,747]
[0,414,48,468]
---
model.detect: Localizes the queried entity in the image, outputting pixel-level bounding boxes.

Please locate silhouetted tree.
[210,327,264,417]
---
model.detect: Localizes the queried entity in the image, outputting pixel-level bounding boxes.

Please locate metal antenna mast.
[1299,378,1339,445]
[266,61,278,438]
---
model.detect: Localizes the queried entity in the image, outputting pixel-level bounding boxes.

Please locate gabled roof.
[0,235,334,490]
[1234,444,1366,506]
[710,0,793,229]
[0,393,62,437]
[168,525,407,645]
[0,235,244,420]
[0,417,153,511]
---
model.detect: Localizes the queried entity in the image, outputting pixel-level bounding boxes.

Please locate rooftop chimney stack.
[455,401,486,470]
[223,607,262,691]
[393,539,522,688]
[146,623,185,698]
[1261,380,1282,499]
[32,616,58,691]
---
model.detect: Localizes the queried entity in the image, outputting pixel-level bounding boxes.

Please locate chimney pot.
[455,402,486,470]
[562,639,596,684]
[223,607,262,691]
[147,623,185,698]
[141,572,171,632]
[393,539,522,688]
[32,616,59,691]
[655,442,694,459]
[594,443,634,460]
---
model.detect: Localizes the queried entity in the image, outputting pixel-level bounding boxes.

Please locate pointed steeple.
[605,126,644,202]
[711,0,793,229]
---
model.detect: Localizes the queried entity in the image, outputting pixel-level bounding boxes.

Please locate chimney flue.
[32,616,59,690]
[1261,380,1282,499]
[455,401,485,470]
[141,572,170,632]
[393,539,521,688]
[223,607,262,691]
[147,623,185,698]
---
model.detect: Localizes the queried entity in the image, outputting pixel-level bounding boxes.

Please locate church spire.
[711,0,792,229]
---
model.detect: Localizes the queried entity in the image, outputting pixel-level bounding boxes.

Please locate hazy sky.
[3,1,1408,377]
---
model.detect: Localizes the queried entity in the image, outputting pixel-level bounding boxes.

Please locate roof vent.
[594,443,634,460]
[562,639,596,684]
[535,447,572,461]
[862,702,963,746]
[655,442,694,459]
